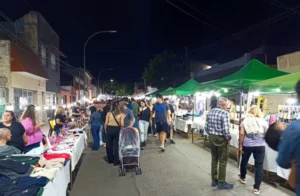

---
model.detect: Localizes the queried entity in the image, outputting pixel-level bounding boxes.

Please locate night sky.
[2,0,300,84]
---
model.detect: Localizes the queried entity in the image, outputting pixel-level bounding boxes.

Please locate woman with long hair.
[138,100,151,149]
[238,105,268,195]
[20,105,45,152]
[54,106,66,136]
[0,110,27,152]
[105,102,124,165]
[147,100,157,136]
[89,106,101,150]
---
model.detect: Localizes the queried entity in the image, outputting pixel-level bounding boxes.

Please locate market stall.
[246,72,300,180]
[0,120,87,196]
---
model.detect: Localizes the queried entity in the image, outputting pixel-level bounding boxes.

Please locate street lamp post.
[97,68,113,94]
[83,30,117,99]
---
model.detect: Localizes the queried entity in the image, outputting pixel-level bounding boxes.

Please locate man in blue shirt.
[152,94,171,152]
[277,80,300,195]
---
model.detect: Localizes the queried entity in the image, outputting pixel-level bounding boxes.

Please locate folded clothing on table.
[0,160,31,174]
[39,157,65,169]
[17,176,49,187]
[0,156,40,166]
[3,184,43,196]
[30,167,57,180]
[0,177,46,196]
[0,167,34,180]
[43,153,71,161]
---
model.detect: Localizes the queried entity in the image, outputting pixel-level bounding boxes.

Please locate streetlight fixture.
[110,79,114,82]
[97,68,113,94]
[83,30,117,98]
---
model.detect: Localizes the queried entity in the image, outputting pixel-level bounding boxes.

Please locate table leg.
[203,135,207,148]
[192,128,194,143]
[69,161,73,190]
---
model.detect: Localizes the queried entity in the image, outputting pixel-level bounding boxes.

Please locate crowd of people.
[205,80,300,195]
[1,83,300,195]
[86,95,176,165]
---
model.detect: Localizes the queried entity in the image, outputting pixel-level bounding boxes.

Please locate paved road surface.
[70,135,294,196]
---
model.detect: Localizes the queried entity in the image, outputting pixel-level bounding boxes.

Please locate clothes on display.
[278,105,300,123]
[0,122,87,196]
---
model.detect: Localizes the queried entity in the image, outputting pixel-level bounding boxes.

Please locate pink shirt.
[21,117,43,146]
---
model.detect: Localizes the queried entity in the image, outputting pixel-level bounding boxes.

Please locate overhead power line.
[264,0,300,19]
[165,0,220,30]
[180,0,218,23]
[189,3,300,53]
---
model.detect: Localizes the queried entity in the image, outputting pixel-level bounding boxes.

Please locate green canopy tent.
[250,72,300,94]
[194,59,288,93]
[161,79,202,96]
[159,87,174,96]
[147,87,170,97]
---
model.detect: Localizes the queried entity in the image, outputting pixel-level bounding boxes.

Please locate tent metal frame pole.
[238,88,244,167]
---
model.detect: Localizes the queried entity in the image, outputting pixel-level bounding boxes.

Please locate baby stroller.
[119,127,142,176]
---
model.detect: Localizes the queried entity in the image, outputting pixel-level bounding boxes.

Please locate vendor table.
[49,132,85,171]
[175,117,202,133]
[42,161,71,196]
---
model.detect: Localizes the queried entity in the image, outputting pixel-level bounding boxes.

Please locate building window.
[0,88,6,105]
[14,89,35,119]
[50,53,56,71]
[45,93,56,106]
[41,45,47,66]
[0,88,6,118]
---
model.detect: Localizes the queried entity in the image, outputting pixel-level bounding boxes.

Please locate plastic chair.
[48,118,55,137]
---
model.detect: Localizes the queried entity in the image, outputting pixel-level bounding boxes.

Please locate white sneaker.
[238,174,246,184]
[253,189,260,195]
[100,141,103,145]
[103,143,106,148]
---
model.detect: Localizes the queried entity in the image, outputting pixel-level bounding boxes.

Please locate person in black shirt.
[54,106,66,135]
[164,98,176,144]
[138,100,151,149]
[0,110,27,152]
[72,102,81,118]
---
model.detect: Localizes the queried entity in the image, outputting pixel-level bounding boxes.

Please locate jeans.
[25,142,41,153]
[139,120,149,146]
[54,128,60,136]
[148,117,157,135]
[91,125,101,150]
[101,125,106,143]
[240,146,265,189]
[98,124,103,144]
[133,115,139,129]
[106,125,120,164]
[209,135,229,184]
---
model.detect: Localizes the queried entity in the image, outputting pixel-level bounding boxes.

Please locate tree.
[103,81,133,96]
[142,50,189,89]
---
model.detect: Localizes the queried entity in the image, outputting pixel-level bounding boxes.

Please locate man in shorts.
[164,98,175,144]
[152,94,171,152]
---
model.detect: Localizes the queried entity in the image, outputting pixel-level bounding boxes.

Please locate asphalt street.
[70,135,294,196]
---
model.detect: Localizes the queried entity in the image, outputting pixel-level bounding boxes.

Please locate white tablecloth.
[49,133,85,171]
[175,117,202,133]
[43,161,71,196]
